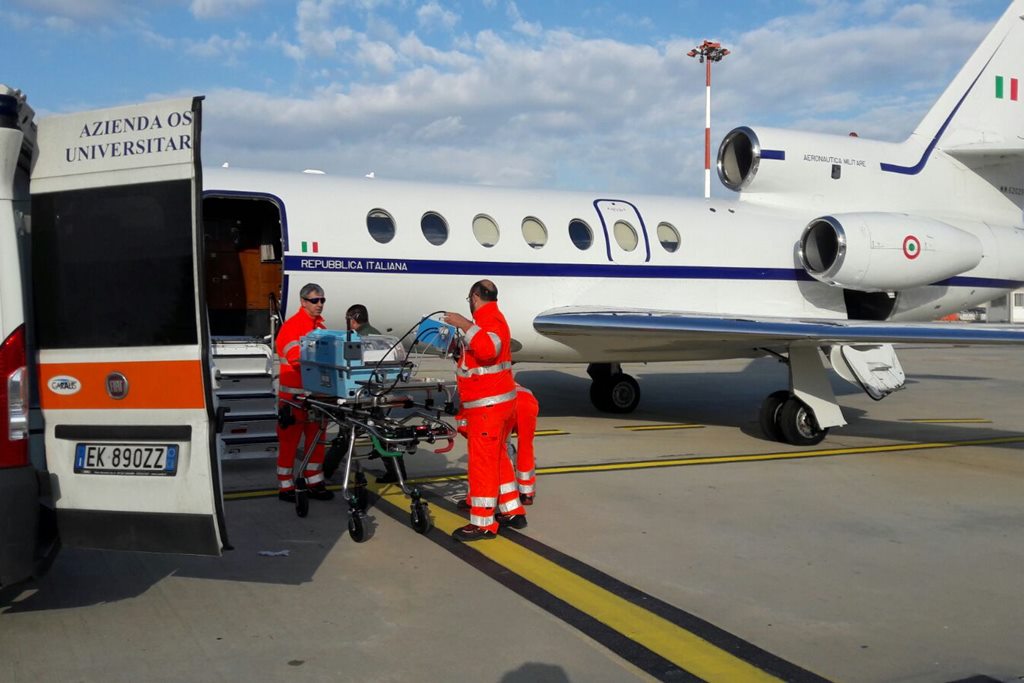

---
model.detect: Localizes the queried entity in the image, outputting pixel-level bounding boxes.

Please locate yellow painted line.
[531,429,570,437]
[615,424,705,432]
[369,481,781,683]
[901,418,992,424]
[224,435,1024,498]
[401,435,1024,485]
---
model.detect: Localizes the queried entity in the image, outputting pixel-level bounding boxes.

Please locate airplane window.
[473,214,500,248]
[569,219,592,250]
[367,209,395,244]
[522,217,548,249]
[421,212,449,246]
[657,222,680,253]
[613,220,638,252]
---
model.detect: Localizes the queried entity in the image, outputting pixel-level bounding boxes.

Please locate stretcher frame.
[281,377,458,542]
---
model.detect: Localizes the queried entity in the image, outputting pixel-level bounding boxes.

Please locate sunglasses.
[303,297,326,304]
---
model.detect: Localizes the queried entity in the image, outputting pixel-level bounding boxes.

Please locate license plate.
[74,443,178,476]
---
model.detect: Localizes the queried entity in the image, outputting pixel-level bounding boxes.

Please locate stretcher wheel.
[295,491,309,518]
[348,514,367,542]
[411,502,431,534]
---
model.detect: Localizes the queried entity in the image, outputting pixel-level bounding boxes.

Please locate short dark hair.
[346,304,369,324]
[471,279,498,302]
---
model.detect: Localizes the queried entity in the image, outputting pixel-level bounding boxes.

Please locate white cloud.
[416,2,458,32]
[190,2,999,197]
[186,32,252,61]
[190,0,262,20]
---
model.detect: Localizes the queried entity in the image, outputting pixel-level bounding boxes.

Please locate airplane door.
[30,96,228,555]
[593,199,651,264]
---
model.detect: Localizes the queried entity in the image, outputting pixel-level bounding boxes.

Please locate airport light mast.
[687,40,730,199]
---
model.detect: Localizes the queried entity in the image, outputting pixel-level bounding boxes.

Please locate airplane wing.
[532,306,1024,359]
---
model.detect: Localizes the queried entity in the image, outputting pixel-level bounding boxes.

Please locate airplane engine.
[716,126,903,196]
[798,212,984,292]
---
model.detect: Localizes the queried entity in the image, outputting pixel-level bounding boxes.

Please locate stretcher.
[282,329,458,542]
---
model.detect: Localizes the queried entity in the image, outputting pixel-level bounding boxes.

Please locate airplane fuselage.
[204,166,1024,363]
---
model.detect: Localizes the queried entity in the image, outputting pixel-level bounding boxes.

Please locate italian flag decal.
[903,235,921,260]
[996,75,1019,100]
[301,241,319,253]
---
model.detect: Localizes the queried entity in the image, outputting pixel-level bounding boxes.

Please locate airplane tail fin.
[914,2,1024,208]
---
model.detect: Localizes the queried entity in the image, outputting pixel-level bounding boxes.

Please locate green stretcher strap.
[371,434,404,458]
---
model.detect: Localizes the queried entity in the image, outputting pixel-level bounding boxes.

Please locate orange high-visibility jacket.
[456,301,516,409]
[276,309,325,393]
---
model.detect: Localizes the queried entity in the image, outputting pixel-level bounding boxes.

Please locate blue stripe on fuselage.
[283,255,1022,289]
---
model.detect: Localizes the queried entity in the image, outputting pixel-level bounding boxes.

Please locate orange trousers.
[464,400,522,532]
[513,390,539,496]
[276,396,327,491]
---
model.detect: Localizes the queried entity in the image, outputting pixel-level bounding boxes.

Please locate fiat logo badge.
[105,372,129,400]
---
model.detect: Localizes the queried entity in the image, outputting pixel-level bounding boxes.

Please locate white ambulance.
[1,86,228,586]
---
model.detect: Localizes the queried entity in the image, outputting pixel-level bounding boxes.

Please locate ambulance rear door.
[31,96,227,555]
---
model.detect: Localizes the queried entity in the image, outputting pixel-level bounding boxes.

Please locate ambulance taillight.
[0,325,28,468]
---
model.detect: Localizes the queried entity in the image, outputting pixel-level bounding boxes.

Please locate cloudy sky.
[5,0,1010,196]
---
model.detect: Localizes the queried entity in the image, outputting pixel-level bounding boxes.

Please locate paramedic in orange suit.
[274,283,334,502]
[443,280,525,541]
[512,383,539,504]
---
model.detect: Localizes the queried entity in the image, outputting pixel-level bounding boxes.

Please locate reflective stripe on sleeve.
[517,469,534,481]
[516,386,534,396]
[462,389,517,409]
[471,496,498,507]
[487,332,503,355]
[455,360,512,378]
[499,481,518,495]
[518,483,535,494]
[282,340,301,355]
[470,514,495,527]
[465,325,481,344]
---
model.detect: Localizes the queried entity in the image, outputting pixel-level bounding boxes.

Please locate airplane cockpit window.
[569,219,593,250]
[613,220,638,252]
[657,222,680,253]
[522,217,548,249]
[367,209,396,244]
[473,214,500,247]
[421,212,449,246]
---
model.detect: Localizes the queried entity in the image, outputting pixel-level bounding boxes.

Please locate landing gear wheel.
[605,373,640,413]
[295,490,309,518]
[348,514,367,543]
[353,472,368,512]
[411,502,431,534]
[591,374,641,413]
[778,397,828,446]
[759,390,791,442]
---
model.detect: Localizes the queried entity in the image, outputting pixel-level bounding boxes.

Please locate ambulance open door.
[30,96,228,555]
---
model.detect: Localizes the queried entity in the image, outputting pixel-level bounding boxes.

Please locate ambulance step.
[220,439,280,461]
[216,375,275,399]
[220,433,277,445]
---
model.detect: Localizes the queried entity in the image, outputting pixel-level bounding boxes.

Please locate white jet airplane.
[198,1,1024,445]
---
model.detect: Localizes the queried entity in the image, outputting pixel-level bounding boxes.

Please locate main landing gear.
[759,345,846,446]
[587,363,640,413]
[759,390,828,446]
